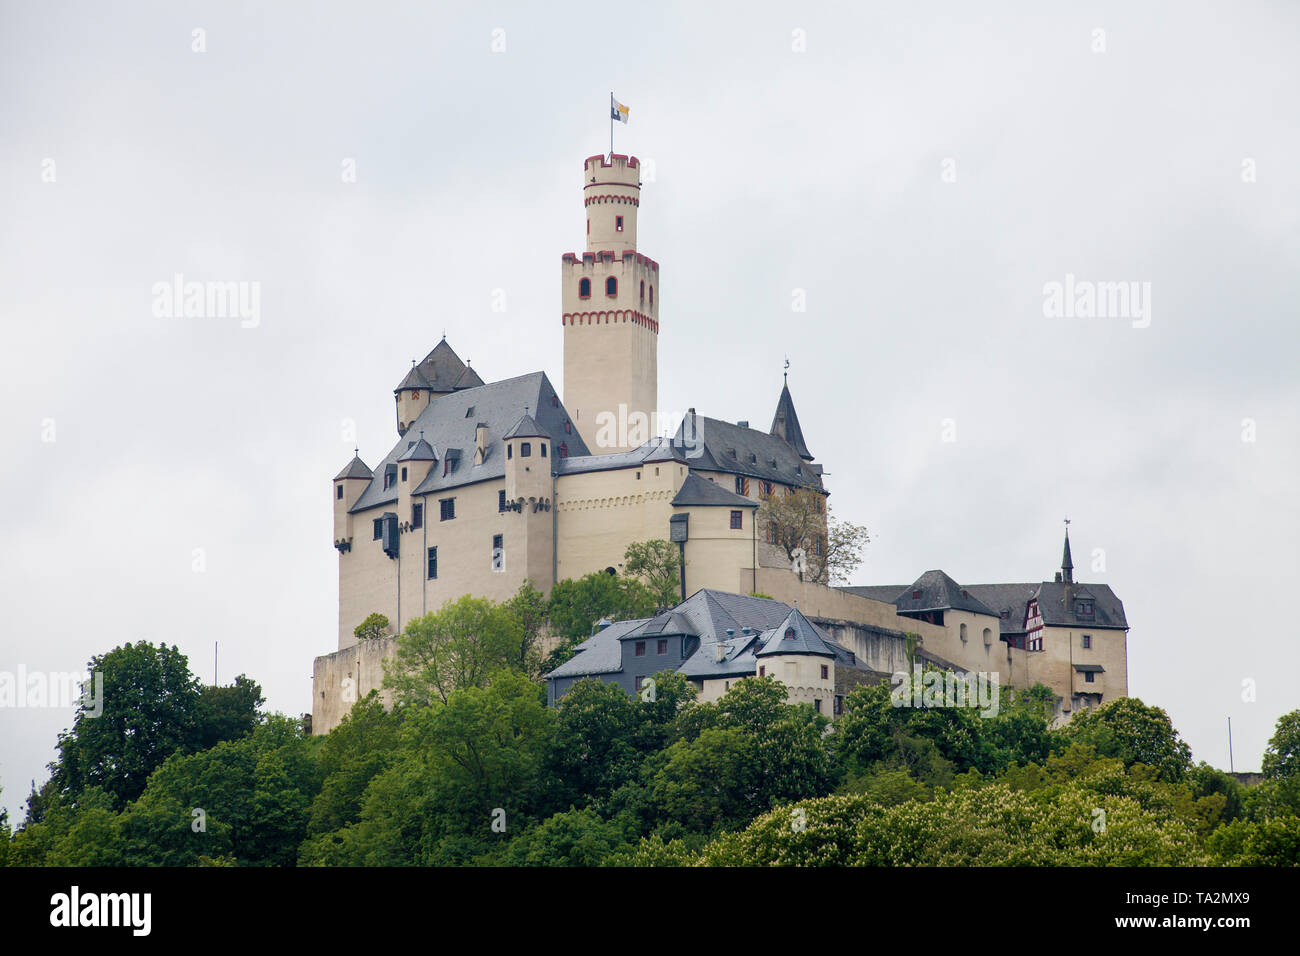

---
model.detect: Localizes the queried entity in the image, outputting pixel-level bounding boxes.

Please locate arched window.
[605,276,617,297]
[960,623,968,642]
[649,285,654,306]
[578,278,591,299]
[640,280,645,302]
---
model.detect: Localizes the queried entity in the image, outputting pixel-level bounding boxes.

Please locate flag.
[611,95,629,124]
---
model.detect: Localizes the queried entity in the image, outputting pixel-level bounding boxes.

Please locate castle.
[312,152,1129,733]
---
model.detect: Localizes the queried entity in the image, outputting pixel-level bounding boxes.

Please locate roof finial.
[441,329,446,340]
[354,446,359,458]
[784,356,790,385]
[1061,518,1074,584]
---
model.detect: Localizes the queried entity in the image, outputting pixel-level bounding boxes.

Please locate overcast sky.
[2,1,1297,821]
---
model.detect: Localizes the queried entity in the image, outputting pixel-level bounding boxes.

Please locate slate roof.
[350,371,590,513]
[555,437,691,476]
[892,570,997,616]
[770,383,813,461]
[546,619,650,678]
[504,413,549,439]
[671,472,759,508]
[396,436,437,462]
[754,604,838,658]
[397,338,479,394]
[670,410,824,490]
[334,455,373,481]
[840,579,1129,636]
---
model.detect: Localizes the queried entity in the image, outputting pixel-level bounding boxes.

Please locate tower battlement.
[584,153,641,186]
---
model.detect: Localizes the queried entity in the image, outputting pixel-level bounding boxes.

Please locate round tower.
[562,154,659,456]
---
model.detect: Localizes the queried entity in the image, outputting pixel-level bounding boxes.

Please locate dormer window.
[465,406,475,417]
[1076,600,1094,618]
[579,278,591,299]
[605,276,617,297]
[913,590,922,600]
[784,627,796,641]
[559,442,568,458]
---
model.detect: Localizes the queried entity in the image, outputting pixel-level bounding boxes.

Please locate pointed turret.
[770,380,813,461]
[394,339,483,436]
[333,452,372,552]
[1061,526,1074,584]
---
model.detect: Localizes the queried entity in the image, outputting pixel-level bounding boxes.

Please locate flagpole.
[609,91,614,159]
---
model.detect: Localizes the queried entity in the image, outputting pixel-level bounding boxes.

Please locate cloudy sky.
[2,1,1297,820]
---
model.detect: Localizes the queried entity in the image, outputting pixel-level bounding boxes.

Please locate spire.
[770,380,813,461]
[1061,519,1074,584]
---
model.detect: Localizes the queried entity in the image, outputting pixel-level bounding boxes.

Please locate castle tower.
[562,154,659,455]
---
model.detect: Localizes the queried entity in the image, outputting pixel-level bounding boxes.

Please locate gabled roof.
[396,436,437,462]
[546,619,650,678]
[671,472,759,508]
[397,338,478,395]
[396,364,432,392]
[754,604,838,658]
[670,411,823,490]
[350,371,590,512]
[893,570,996,617]
[555,437,691,476]
[334,455,372,481]
[503,413,548,439]
[770,382,813,461]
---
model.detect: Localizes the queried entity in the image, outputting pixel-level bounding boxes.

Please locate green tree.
[384,596,521,707]
[193,675,265,751]
[623,539,682,609]
[51,642,204,809]
[1262,710,1300,780]
[1064,697,1193,782]
[503,580,550,678]
[353,612,391,642]
[546,571,657,643]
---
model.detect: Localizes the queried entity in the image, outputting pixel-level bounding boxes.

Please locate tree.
[623,539,682,609]
[546,571,657,642]
[384,596,521,707]
[757,487,869,585]
[503,580,550,678]
[1262,709,1300,780]
[50,642,204,809]
[353,612,391,642]
[1064,697,1193,782]
[193,675,265,751]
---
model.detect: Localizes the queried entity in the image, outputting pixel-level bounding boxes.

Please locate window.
[492,534,504,571]
[507,444,512,460]
[960,622,968,642]
[373,518,383,540]
[820,664,829,680]
[465,406,475,417]
[401,466,408,482]
[383,472,392,490]
[541,444,547,458]
[551,395,558,407]
[767,521,778,545]
[636,471,641,480]
[336,485,343,500]
[640,280,645,302]
[760,480,774,497]
[649,285,653,305]
[912,590,922,599]
[1084,671,1095,683]
[440,498,455,521]
[427,546,437,579]
[605,276,617,296]
[1081,634,1092,649]
[559,443,568,458]
[615,215,624,232]
[411,503,423,529]
[834,695,843,716]
[1076,600,1094,617]
[730,510,743,530]
[564,421,571,434]
[498,490,506,512]
[759,665,765,677]
[813,698,822,714]
[521,442,531,457]
[578,277,591,299]
[657,639,667,655]
[784,627,796,641]
[634,675,643,691]
[635,641,646,657]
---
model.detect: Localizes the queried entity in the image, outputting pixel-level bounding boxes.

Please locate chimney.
[716,628,733,663]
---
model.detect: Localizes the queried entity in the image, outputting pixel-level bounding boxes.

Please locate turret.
[394,363,432,437]
[562,154,659,455]
[503,412,551,508]
[396,431,437,530]
[333,452,372,552]
[755,603,837,712]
